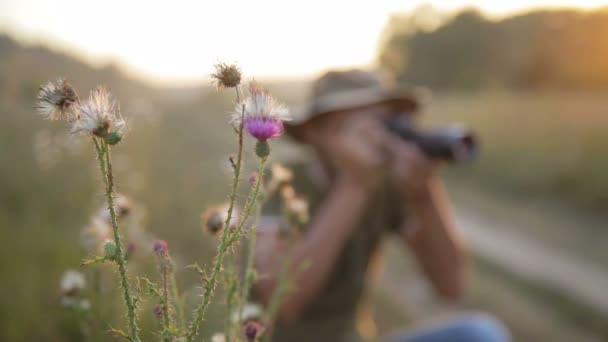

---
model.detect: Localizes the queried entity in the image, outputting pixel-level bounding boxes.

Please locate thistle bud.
[255,140,270,159]
[104,131,122,145]
[153,303,164,319]
[103,239,117,259]
[153,239,169,257]
[242,320,265,341]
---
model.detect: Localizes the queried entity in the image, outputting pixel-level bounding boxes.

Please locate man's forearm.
[256,177,369,322]
[403,177,468,299]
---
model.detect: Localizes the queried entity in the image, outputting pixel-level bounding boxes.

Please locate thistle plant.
[40,62,295,342]
[36,79,139,341]
[186,64,290,341]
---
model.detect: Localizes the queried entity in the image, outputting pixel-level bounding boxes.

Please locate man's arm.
[254,177,369,323]
[400,177,468,300]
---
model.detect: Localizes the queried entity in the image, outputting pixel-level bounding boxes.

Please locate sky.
[1,0,606,85]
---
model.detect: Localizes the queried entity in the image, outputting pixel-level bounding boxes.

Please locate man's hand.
[325,116,391,190]
[384,133,437,199]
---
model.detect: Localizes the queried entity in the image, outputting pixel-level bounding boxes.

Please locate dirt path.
[455,205,608,316]
[379,198,608,342]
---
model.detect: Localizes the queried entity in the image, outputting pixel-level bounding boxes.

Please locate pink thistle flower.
[152,239,169,257]
[232,82,290,141]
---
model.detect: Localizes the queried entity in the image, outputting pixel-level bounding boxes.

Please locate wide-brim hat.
[287,69,423,130]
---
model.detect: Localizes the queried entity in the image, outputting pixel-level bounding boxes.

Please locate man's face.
[299,102,400,148]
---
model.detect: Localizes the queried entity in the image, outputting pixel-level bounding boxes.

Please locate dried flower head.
[232,82,291,141]
[211,333,227,342]
[153,239,169,257]
[72,86,125,137]
[60,270,86,296]
[231,303,263,323]
[211,62,242,89]
[201,204,239,236]
[97,193,133,222]
[286,196,310,227]
[280,185,296,201]
[35,78,78,121]
[268,163,294,192]
[80,217,112,253]
[242,320,265,341]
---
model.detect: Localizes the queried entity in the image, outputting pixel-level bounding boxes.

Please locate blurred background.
[1,1,607,341]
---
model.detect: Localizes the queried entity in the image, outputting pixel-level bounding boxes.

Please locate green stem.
[227,157,267,245]
[187,155,267,341]
[187,105,245,342]
[170,273,185,332]
[161,261,171,341]
[93,137,107,188]
[264,232,298,342]
[98,141,140,342]
[236,202,262,325]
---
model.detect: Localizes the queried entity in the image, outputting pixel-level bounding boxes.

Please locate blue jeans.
[385,314,510,342]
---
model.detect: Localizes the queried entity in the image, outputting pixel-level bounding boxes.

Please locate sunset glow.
[1,0,605,85]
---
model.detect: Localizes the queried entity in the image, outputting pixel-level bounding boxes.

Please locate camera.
[384,114,478,162]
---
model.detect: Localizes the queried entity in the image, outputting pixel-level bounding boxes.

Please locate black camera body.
[384,114,478,162]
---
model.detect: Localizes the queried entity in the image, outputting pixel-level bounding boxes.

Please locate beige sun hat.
[288,69,423,128]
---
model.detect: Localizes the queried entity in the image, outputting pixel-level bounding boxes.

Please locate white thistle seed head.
[72,86,125,137]
[60,269,86,296]
[35,78,78,121]
[231,82,290,127]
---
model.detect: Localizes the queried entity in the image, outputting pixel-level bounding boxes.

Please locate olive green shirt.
[261,162,405,342]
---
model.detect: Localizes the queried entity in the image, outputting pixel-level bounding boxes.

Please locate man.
[252,69,509,342]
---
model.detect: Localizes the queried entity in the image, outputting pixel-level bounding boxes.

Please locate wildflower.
[248,172,259,188]
[231,303,263,323]
[35,78,78,121]
[279,185,296,201]
[80,217,112,253]
[242,319,265,341]
[60,270,86,296]
[267,163,294,193]
[211,62,242,89]
[285,196,310,229]
[126,241,137,256]
[201,204,239,236]
[232,82,291,142]
[211,333,226,342]
[97,193,133,222]
[153,239,169,257]
[71,86,125,138]
[153,303,164,319]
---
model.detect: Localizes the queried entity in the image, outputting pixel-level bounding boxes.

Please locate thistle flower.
[201,204,239,236]
[35,78,78,121]
[60,270,86,296]
[71,86,125,138]
[232,82,290,141]
[153,239,169,257]
[242,320,265,342]
[211,62,242,89]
